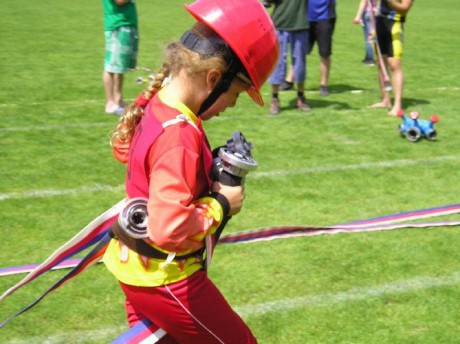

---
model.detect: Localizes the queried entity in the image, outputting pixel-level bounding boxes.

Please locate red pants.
[120,270,257,343]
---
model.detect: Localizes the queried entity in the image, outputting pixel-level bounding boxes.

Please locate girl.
[103,0,279,342]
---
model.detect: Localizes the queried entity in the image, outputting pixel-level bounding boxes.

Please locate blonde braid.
[110,65,171,146]
[110,22,229,147]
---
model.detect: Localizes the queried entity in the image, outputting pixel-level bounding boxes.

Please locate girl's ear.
[206,69,222,90]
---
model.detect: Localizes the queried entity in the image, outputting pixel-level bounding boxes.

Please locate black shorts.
[376,16,404,59]
[308,18,336,57]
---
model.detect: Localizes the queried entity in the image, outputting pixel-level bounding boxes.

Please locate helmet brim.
[247,86,264,106]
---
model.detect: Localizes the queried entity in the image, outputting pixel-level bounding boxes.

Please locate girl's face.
[200,78,250,120]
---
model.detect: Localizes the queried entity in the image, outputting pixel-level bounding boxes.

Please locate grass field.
[1,0,459,343]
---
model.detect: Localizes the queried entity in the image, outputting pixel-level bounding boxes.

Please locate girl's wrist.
[210,192,230,217]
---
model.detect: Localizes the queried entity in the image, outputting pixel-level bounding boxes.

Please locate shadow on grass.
[276,83,431,112]
[270,97,353,112]
[402,97,431,108]
[305,98,353,110]
[321,83,373,93]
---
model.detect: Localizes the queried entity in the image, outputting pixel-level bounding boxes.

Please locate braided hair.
[110,22,231,146]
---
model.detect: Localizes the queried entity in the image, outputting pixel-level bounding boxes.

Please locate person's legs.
[121,299,178,343]
[316,18,335,96]
[319,56,330,95]
[270,84,280,115]
[268,30,289,115]
[368,54,392,109]
[104,27,138,114]
[291,31,307,85]
[291,30,310,111]
[387,21,405,116]
[113,73,124,108]
[362,11,375,63]
[120,270,257,343]
[103,70,125,113]
[368,17,393,110]
[103,71,116,112]
[280,66,294,91]
[387,57,403,115]
[104,30,122,113]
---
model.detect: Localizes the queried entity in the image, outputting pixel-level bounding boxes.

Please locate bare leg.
[387,57,403,116]
[368,55,392,109]
[113,73,125,107]
[279,65,294,91]
[286,66,294,84]
[320,56,330,87]
[103,71,116,112]
[103,71,125,114]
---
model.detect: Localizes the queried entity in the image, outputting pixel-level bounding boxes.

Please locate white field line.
[235,270,460,317]
[4,271,460,344]
[0,184,125,201]
[0,122,110,132]
[0,99,103,108]
[252,155,460,179]
[1,155,459,202]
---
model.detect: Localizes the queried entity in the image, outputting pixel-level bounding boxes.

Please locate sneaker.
[296,95,311,112]
[320,85,330,96]
[362,58,376,66]
[269,98,280,116]
[279,81,294,91]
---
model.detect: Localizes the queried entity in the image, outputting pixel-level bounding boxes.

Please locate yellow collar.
[158,87,199,126]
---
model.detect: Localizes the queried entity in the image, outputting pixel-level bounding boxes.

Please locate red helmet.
[184,0,279,106]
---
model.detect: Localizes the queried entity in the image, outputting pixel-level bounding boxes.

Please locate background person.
[103,0,278,342]
[353,0,376,65]
[102,0,138,115]
[266,0,310,115]
[308,0,337,96]
[368,0,414,116]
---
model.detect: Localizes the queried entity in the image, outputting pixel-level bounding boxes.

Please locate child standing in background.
[102,0,138,115]
[353,0,376,65]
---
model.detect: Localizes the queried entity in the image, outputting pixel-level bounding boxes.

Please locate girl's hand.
[212,182,245,215]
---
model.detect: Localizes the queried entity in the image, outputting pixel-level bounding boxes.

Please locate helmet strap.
[198,66,238,115]
[180,29,246,116]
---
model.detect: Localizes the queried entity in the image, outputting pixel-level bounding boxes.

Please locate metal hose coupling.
[405,126,422,142]
[118,197,149,239]
[211,131,258,186]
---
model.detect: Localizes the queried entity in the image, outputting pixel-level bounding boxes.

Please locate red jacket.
[112,89,222,254]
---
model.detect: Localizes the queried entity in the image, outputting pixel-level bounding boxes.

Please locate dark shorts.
[308,18,336,57]
[376,16,404,59]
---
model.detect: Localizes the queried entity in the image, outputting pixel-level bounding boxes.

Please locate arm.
[114,0,132,6]
[146,126,229,253]
[353,0,368,24]
[387,0,413,16]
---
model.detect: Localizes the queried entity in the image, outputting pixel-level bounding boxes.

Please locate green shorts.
[104,26,139,74]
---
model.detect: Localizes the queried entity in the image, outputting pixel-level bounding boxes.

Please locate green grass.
[1,0,459,343]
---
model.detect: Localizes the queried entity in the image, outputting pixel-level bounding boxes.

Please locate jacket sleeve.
[145,124,224,254]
